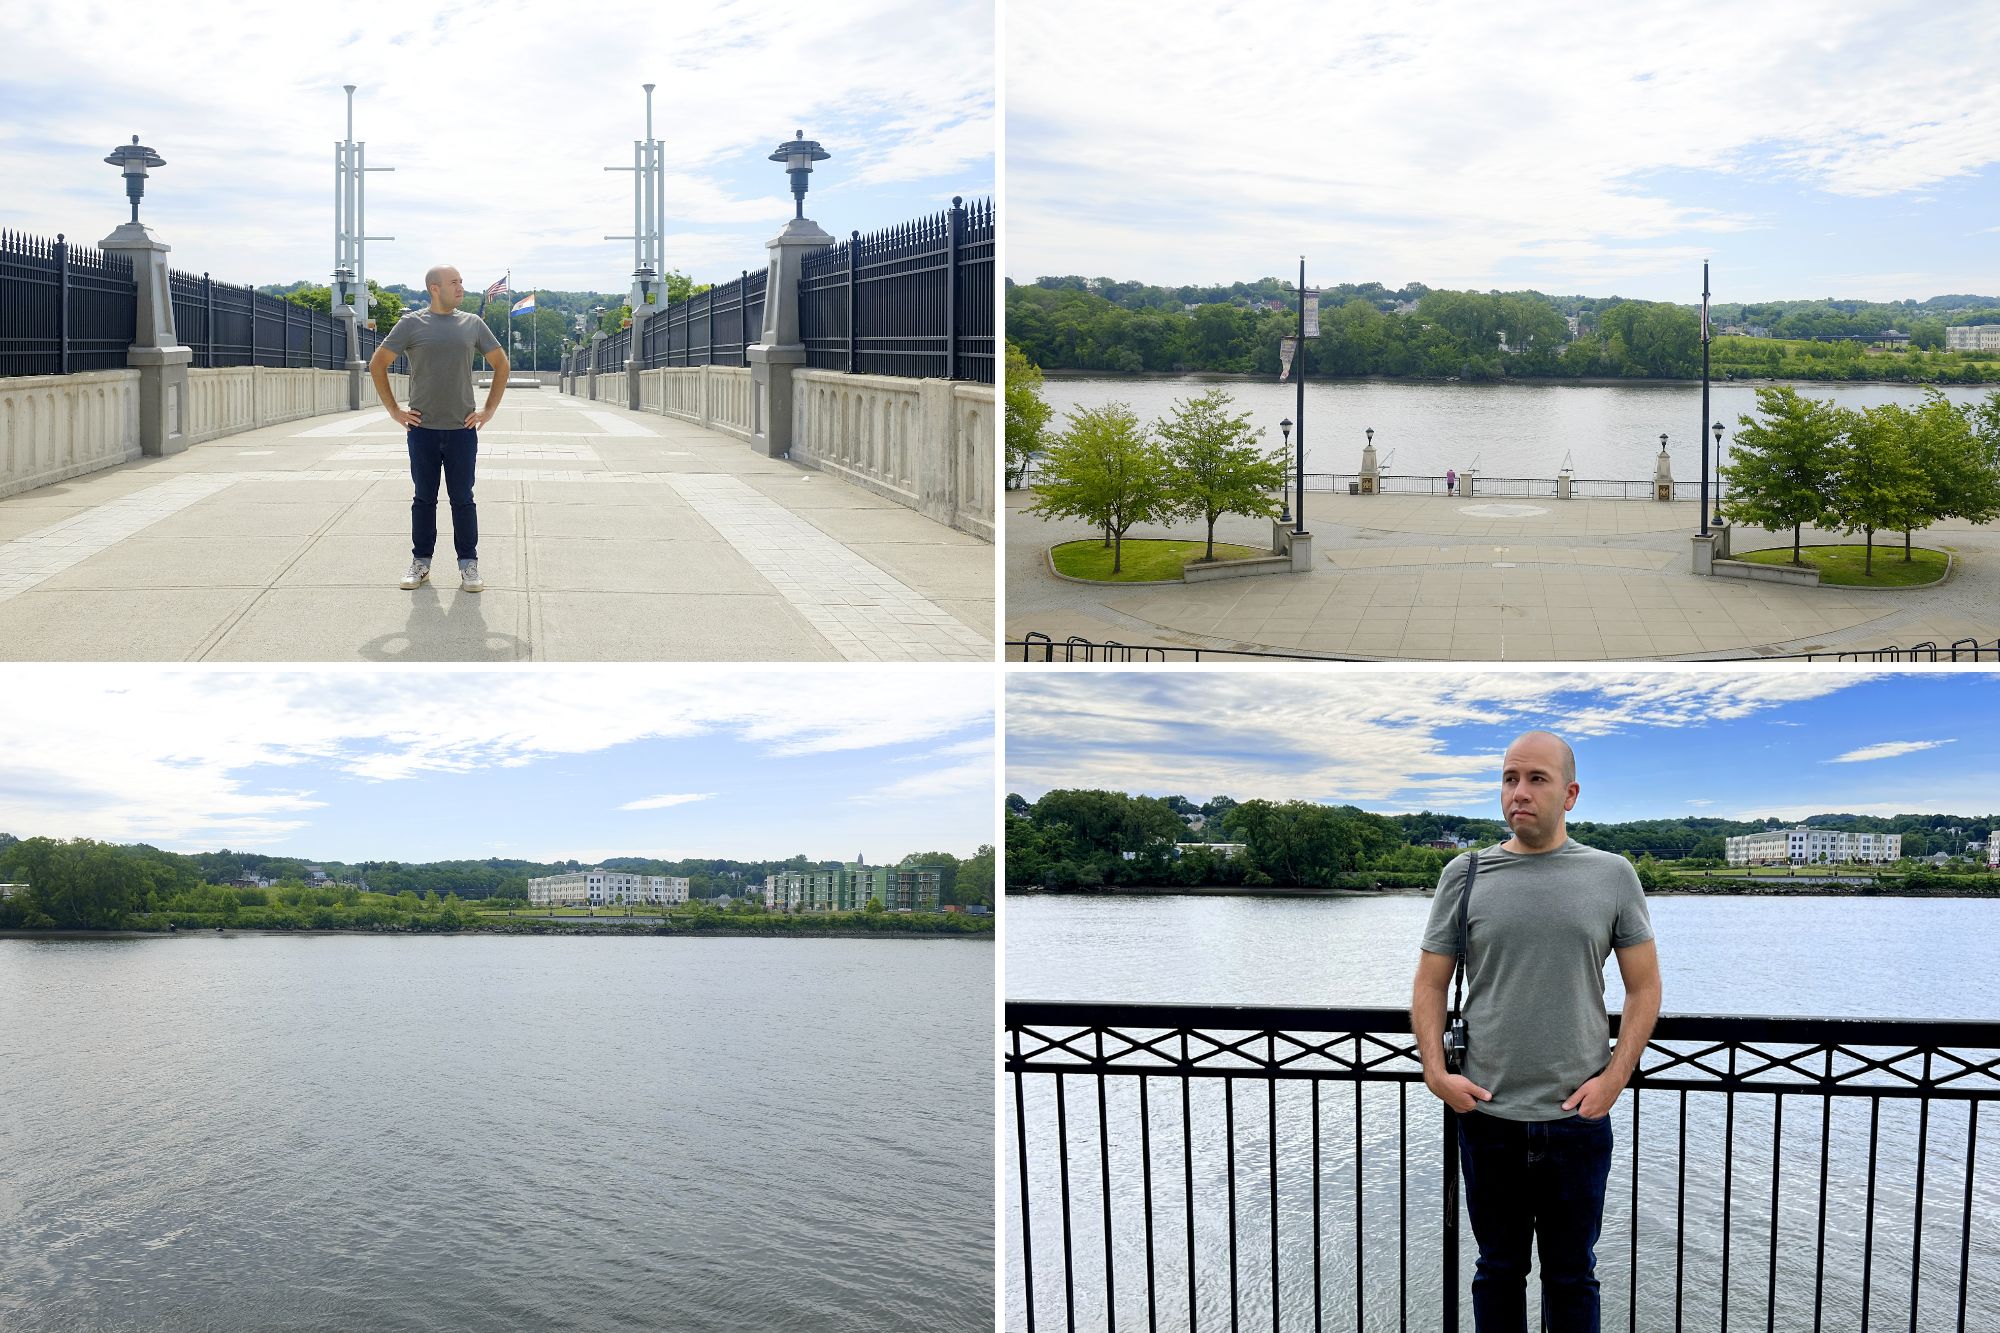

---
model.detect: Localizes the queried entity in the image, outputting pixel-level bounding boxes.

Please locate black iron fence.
[1007,1001,2000,1333]
[1014,468,1720,504]
[1014,633,1364,664]
[167,268,401,372]
[0,227,407,377]
[1714,639,2000,664]
[801,195,994,383]
[0,230,136,376]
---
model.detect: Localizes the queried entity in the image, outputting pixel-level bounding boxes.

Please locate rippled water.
[0,934,994,1333]
[1039,376,1996,484]
[1006,894,2000,1331]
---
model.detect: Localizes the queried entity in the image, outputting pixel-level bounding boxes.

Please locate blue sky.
[0,0,993,294]
[1006,1,2000,302]
[0,668,994,863]
[1007,670,2000,824]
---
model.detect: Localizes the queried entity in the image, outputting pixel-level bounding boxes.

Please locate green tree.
[1154,389,1287,560]
[1900,390,2000,557]
[1833,405,1928,574]
[1026,403,1173,574]
[1722,387,1843,564]
[1005,342,1053,490]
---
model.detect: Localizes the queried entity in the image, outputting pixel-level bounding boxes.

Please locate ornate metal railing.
[1012,633,1364,664]
[1007,1001,1999,1332]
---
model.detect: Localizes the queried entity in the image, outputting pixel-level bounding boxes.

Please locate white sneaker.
[400,560,431,590]
[459,559,483,593]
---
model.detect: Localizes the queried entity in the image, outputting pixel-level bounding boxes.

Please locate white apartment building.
[1725,828,1902,866]
[527,868,690,908]
[1945,324,2000,351]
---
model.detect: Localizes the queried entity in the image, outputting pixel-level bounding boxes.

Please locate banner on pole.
[1303,291,1320,338]
[1700,291,1710,344]
[1279,337,1298,381]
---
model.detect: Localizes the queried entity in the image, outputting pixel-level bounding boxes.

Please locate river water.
[1038,376,1996,485]
[1005,892,2000,1331]
[0,933,994,1333]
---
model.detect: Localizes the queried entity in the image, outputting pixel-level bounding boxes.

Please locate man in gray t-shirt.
[370,264,508,592]
[1411,730,1663,1332]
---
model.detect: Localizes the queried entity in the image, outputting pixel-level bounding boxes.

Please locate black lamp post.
[769,131,831,219]
[1711,420,1725,515]
[1278,418,1293,522]
[103,135,166,224]
[1293,256,1307,534]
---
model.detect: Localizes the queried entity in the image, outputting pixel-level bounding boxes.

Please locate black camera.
[1443,1018,1467,1075]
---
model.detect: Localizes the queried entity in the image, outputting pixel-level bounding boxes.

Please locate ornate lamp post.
[104,135,165,224]
[1711,420,1726,514]
[770,131,832,220]
[1278,418,1294,522]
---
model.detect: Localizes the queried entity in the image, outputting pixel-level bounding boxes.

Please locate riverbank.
[1009,879,2000,899]
[0,918,994,940]
[1037,369,1987,389]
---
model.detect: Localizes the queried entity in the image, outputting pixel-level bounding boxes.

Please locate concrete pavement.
[0,393,993,661]
[1006,489,2000,660]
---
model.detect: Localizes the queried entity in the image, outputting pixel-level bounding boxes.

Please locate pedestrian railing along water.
[1006,1001,1999,1333]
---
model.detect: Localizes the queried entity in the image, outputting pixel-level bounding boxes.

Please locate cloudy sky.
[1007,670,2000,824]
[0,0,993,294]
[0,668,994,863]
[1007,0,2000,301]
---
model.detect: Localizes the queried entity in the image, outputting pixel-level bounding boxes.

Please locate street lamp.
[1711,420,1726,514]
[634,264,657,307]
[1278,418,1294,522]
[103,135,166,224]
[769,130,831,220]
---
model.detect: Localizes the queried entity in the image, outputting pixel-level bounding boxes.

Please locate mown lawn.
[1052,538,1268,582]
[1737,543,1949,587]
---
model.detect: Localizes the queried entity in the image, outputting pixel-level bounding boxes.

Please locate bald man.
[371,265,508,592]
[1411,730,1663,1333]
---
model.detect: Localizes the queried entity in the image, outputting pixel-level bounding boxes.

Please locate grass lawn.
[1737,543,1949,587]
[1052,538,1268,582]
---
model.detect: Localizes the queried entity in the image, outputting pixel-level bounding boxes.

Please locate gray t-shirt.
[1420,838,1654,1122]
[381,309,501,427]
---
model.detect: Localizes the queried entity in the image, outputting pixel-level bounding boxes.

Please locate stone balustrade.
[0,367,412,500]
[565,366,993,540]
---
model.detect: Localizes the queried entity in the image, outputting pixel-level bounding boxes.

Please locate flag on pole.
[510,292,537,318]
[484,275,510,303]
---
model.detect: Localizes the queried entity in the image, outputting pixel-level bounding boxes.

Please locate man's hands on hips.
[464,409,491,429]
[1425,1070,1492,1114]
[1562,1071,1626,1120]
[389,405,421,427]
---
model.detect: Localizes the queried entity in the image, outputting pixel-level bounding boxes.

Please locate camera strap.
[1450,850,1479,1021]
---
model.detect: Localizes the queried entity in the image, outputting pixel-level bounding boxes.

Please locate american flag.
[483,275,510,303]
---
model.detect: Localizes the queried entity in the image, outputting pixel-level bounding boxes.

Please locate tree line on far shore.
[0,835,993,932]
[1009,278,2000,384]
[1006,789,1998,892]
[1722,387,2000,570]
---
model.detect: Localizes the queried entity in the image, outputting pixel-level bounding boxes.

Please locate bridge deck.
[0,397,992,661]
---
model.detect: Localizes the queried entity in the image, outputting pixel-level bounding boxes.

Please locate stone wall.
[0,367,413,500]
[184,366,409,445]
[561,366,995,540]
[790,371,994,540]
[0,370,143,500]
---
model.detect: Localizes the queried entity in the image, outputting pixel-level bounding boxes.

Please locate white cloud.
[0,668,990,847]
[1007,670,1866,807]
[0,0,993,288]
[1686,799,1714,807]
[617,792,718,811]
[1826,739,1955,764]
[854,733,995,804]
[1007,1,2000,296]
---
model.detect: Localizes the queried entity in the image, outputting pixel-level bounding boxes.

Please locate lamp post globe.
[769,131,831,220]
[1712,420,1725,509]
[103,135,166,225]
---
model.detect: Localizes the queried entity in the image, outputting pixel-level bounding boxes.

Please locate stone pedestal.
[1284,529,1314,571]
[1558,468,1573,500]
[626,300,658,411]
[99,221,192,456]
[1691,532,1718,575]
[334,305,365,410]
[587,331,607,402]
[1654,446,1674,501]
[747,216,834,458]
[1359,440,1379,495]
[1462,468,1477,499]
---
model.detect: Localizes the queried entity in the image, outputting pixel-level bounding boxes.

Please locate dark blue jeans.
[407,426,478,562]
[1456,1109,1613,1333]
